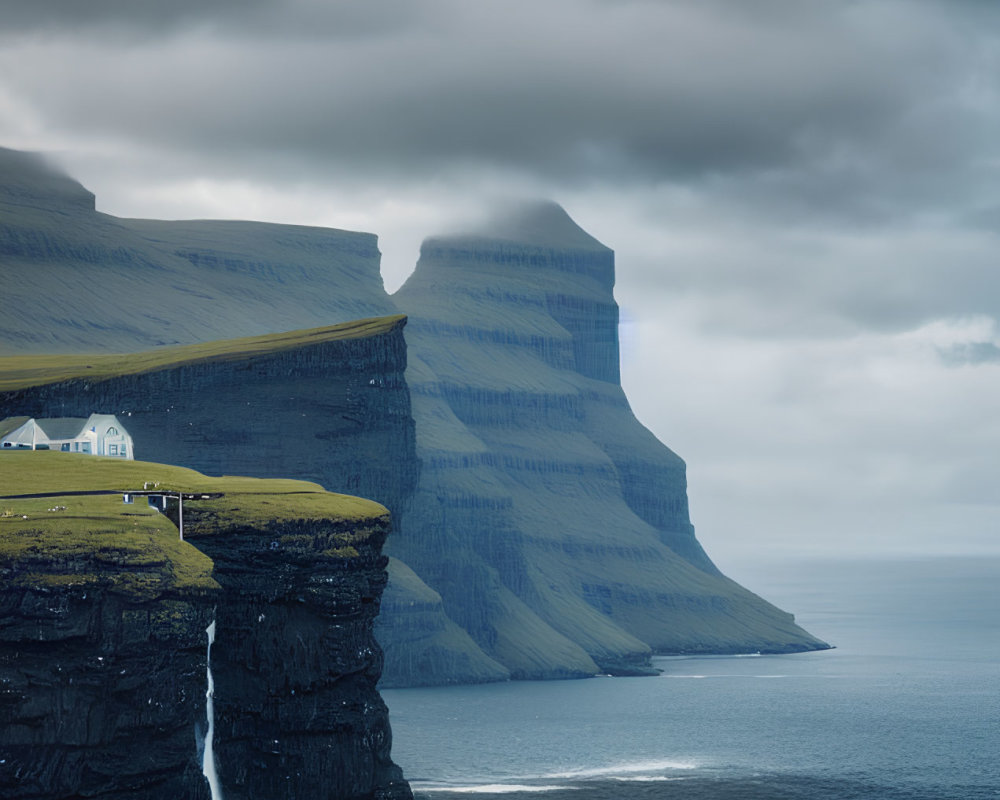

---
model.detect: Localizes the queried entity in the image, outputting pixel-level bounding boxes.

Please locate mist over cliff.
[0,149,827,690]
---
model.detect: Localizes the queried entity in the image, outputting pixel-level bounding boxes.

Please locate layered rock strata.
[385,202,829,681]
[0,316,504,687]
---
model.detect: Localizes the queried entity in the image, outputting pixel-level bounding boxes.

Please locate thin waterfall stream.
[203,620,223,799]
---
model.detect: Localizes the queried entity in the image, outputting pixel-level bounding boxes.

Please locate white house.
[0,414,134,459]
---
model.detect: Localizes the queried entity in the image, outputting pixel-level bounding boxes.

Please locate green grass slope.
[0,451,387,600]
[0,315,405,392]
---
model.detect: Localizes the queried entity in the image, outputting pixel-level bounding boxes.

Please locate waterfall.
[203,621,223,799]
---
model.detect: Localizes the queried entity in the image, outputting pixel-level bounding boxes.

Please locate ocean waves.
[413,771,998,800]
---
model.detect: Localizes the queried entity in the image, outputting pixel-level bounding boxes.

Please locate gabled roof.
[0,416,31,438]
[33,418,90,440]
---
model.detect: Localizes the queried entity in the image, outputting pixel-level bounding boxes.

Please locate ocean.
[382,556,1000,799]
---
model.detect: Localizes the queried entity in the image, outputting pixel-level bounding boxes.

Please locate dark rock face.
[0,319,418,522]
[0,581,214,799]
[186,514,412,800]
[0,464,414,799]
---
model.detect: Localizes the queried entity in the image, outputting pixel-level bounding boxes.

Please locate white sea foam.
[411,759,699,793]
[663,673,793,679]
[412,783,574,794]
[542,758,698,779]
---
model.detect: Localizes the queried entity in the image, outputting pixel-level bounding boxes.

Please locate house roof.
[0,416,31,438]
[34,418,90,440]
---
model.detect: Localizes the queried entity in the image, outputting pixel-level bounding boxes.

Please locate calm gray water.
[383,556,1000,799]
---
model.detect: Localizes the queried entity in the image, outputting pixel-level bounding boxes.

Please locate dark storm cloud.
[3,0,987,200]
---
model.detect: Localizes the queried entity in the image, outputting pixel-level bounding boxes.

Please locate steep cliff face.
[0,316,506,688]
[388,202,829,680]
[377,558,510,687]
[0,147,394,354]
[0,453,413,800]
[182,498,411,799]
[0,455,218,800]
[0,317,418,520]
[0,585,215,800]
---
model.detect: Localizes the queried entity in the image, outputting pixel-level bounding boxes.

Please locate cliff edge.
[0,452,411,800]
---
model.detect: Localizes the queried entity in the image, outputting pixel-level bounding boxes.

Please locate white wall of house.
[48,429,96,455]
[88,414,133,459]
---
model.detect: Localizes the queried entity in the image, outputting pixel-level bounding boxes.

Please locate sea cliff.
[386,202,829,682]
[0,317,418,521]
[0,148,829,691]
[0,453,412,799]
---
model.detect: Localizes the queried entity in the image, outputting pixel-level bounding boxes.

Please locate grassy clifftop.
[0,314,406,392]
[0,451,388,599]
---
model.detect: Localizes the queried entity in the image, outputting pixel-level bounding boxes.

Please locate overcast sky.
[2,0,999,568]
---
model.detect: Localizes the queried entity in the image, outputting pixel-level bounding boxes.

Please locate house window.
[109,444,118,456]
[61,443,70,451]
[2,442,10,448]
[81,443,91,454]
[107,427,119,436]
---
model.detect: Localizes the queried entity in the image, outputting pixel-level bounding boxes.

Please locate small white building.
[0,414,134,459]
